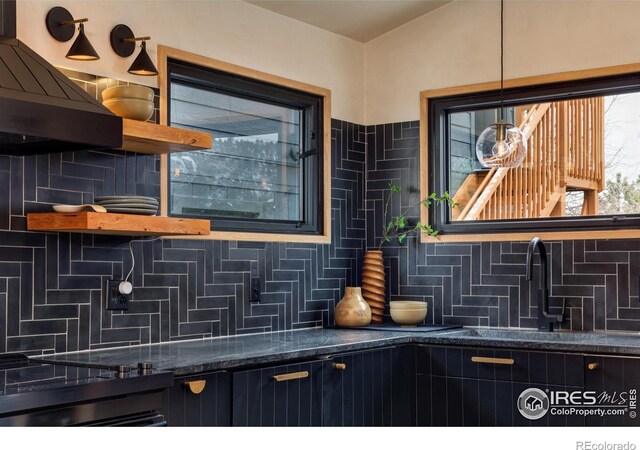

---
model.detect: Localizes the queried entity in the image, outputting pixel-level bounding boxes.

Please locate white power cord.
[118,236,163,295]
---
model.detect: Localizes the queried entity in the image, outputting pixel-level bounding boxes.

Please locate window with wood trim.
[160,52,330,242]
[421,66,640,241]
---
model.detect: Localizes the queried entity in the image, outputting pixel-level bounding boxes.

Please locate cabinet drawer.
[232,360,326,426]
[418,345,584,387]
[164,372,231,426]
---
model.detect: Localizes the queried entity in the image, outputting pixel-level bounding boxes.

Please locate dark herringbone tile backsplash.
[0,118,366,354]
[365,121,640,332]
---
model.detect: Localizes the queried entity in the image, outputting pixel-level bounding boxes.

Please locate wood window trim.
[419,62,640,243]
[157,45,331,243]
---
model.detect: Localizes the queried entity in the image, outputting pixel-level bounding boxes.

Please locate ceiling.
[244,0,452,42]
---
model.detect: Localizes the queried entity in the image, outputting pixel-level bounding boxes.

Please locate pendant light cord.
[499,0,504,121]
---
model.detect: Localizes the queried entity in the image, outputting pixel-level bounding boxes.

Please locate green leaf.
[395,217,407,229]
[398,233,407,244]
[389,183,401,193]
[384,221,394,233]
[422,199,431,207]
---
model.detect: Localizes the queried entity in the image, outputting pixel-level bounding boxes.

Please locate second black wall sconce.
[110,24,158,76]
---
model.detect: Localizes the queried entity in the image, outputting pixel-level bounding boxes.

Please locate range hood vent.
[0,0,122,154]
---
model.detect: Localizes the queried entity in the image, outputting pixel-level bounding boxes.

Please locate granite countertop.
[39,326,640,376]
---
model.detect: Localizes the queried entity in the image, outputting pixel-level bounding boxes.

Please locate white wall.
[365,0,640,125]
[17,0,365,124]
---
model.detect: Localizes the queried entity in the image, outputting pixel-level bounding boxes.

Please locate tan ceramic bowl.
[390,308,427,326]
[102,85,154,102]
[390,301,427,310]
[102,97,154,121]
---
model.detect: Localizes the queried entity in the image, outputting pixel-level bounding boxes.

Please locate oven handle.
[86,412,167,427]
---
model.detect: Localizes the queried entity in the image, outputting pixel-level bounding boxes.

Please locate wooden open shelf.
[27,212,210,236]
[119,119,213,154]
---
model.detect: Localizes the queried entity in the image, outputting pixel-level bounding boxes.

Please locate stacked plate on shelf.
[94,196,158,216]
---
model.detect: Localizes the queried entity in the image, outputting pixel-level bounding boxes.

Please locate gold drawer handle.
[471,356,515,365]
[184,380,207,394]
[587,362,599,371]
[273,371,309,382]
[333,363,347,370]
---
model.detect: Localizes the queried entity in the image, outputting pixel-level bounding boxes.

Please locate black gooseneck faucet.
[525,237,564,331]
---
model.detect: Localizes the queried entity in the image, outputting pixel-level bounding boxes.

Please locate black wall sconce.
[45,6,99,61]
[110,24,158,76]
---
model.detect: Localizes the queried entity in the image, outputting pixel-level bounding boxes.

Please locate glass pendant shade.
[476,120,527,168]
[65,23,100,61]
[128,41,159,76]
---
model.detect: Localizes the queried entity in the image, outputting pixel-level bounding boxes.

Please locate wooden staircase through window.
[454,97,605,221]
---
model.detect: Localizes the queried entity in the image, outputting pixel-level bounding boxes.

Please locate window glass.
[170,83,303,222]
[446,93,640,222]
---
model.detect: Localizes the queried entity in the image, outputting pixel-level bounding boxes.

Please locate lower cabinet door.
[164,372,231,426]
[416,345,585,426]
[232,360,326,426]
[419,376,585,426]
[326,346,415,426]
[584,355,640,426]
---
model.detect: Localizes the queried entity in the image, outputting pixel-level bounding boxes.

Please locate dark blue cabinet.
[416,345,585,426]
[231,346,414,427]
[163,371,231,426]
[232,360,327,426]
[326,345,415,426]
[584,355,640,427]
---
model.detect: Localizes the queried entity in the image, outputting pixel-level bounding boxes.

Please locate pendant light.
[475,0,526,168]
[110,25,159,76]
[45,7,100,61]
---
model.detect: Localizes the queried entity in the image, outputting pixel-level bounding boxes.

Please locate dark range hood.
[0,0,122,154]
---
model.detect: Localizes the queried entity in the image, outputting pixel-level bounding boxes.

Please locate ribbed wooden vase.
[361,250,385,324]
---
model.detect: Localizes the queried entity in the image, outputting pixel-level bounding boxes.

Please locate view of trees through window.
[169,83,303,223]
[448,92,640,221]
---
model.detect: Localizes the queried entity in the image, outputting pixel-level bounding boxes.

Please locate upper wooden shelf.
[119,119,213,154]
[27,212,210,236]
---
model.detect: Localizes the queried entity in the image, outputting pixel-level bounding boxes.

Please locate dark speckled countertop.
[38,327,640,376]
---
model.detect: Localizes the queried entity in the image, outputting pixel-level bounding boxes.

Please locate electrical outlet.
[250,277,261,303]
[106,280,130,311]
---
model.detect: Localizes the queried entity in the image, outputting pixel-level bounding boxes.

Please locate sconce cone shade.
[476,121,527,168]
[128,42,158,76]
[65,24,100,61]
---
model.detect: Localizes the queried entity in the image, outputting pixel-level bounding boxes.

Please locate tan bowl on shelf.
[390,308,428,327]
[102,85,154,102]
[390,300,427,310]
[102,97,154,121]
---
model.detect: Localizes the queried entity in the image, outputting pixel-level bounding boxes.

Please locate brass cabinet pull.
[333,363,347,370]
[471,356,515,365]
[273,371,309,382]
[587,362,599,371]
[184,380,207,394]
